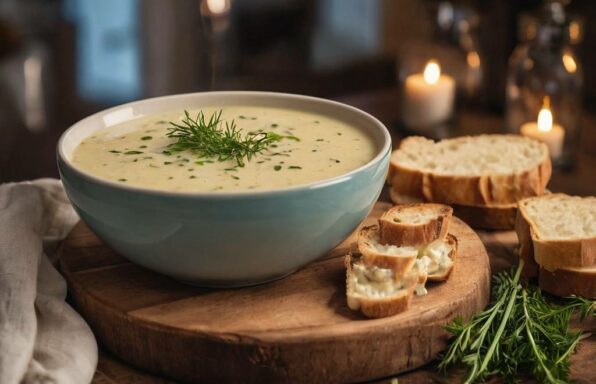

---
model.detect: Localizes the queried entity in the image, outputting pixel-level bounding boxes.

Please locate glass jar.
[506,1,583,167]
[397,1,483,136]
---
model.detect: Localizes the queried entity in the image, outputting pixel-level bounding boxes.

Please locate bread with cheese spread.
[388,135,551,206]
[378,203,452,246]
[357,225,418,275]
[345,253,418,318]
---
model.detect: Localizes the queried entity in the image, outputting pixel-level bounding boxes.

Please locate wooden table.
[64,88,594,383]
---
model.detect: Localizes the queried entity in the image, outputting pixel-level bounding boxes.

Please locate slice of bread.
[345,253,418,318]
[388,135,551,206]
[378,203,452,246]
[357,225,418,275]
[389,189,517,230]
[415,234,458,282]
[538,266,596,299]
[516,194,596,274]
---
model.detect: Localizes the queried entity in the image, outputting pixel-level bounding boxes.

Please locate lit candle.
[402,60,456,128]
[520,97,565,159]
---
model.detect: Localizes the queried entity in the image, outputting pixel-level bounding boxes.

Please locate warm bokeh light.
[562,53,577,74]
[466,51,480,69]
[205,0,230,15]
[423,60,441,85]
[537,97,553,133]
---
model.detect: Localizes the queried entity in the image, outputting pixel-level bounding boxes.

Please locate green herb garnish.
[439,261,594,383]
[109,150,121,154]
[124,150,143,155]
[288,166,302,169]
[166,110,297,167]
[274,165,282,171]
[141,136,153,140]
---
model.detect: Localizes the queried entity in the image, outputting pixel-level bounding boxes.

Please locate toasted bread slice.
[378,203,452,246]
[357,225,418,275]
[389,188,517,230]
[415,234,458,282]
[516,194,596,273]
[538,266,596,299]
[388,135,551,206]
[345,253,418,318]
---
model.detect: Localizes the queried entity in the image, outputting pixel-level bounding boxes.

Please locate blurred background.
[0,0,594,195]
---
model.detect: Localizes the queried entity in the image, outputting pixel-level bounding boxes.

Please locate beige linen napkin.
[0,179,97,384]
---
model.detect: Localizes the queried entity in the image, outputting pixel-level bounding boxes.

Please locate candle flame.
[423,60,441,85]
[537,97,553,133]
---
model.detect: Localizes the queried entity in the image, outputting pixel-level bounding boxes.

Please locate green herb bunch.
[166,110,294,167]
[439,261,594,383]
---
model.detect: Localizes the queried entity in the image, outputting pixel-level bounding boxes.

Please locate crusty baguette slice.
[389,188,517,230]
[378,203,452,246]
[388,135,551,206]
[538,266,596,299]
[517,194,596,273]
[416,234,458,282]
[357,225,418,275]
[345,253,418,318]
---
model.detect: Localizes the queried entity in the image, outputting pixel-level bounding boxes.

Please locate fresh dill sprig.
[439,261,595,384]
[165,110,298,167]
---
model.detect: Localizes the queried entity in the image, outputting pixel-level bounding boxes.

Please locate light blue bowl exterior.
[57,92,391,287]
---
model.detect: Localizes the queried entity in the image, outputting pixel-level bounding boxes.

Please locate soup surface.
[71,106,377,192]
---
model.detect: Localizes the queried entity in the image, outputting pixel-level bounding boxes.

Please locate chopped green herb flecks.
[316,139,324,142]
[124,150,143,155]
[109,150,121,154]
[231,175,240,180]
[330,158,341,163]
[274,165,282,171]
[118,178,127,182]
[189,175,196,179]
[141,136,153,141]
[288,166,302,169]
[157,120,168,125]
[224,168,237,172]
[139,145,147,149]
[162,150,172,155]
[337,132,342,136]
[164,161,172,165]
[271,123,278,128]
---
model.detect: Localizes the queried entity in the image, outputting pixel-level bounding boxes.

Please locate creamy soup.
[71,106,377,192]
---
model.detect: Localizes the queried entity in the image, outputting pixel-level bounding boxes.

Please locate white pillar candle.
[402,60,456,128]
[520,98,565,159]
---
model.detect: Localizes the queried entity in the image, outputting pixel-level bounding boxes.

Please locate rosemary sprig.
[439,261,595,383]
[165,110,297,167]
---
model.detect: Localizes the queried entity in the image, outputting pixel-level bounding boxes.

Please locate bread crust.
[517,195,596,272]
[345,254,417,318]
[515,207,539,278]
[388,135,552,206]
[538,267,596,299]
[358,225,418,276]
[379,203,452,246]
[427,234,458,282]
[389,188,517,230]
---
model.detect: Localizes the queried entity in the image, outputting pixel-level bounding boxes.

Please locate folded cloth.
[0,179,97,384]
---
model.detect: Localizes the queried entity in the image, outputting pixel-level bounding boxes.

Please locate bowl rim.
[57,91,392,198]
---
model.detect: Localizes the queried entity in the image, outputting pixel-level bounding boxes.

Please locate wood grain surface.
[59,202,491,383]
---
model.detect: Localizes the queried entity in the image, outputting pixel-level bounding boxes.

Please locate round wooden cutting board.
[59,202,490,383]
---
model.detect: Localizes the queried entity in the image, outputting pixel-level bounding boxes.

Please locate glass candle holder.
[506,1,583,167]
